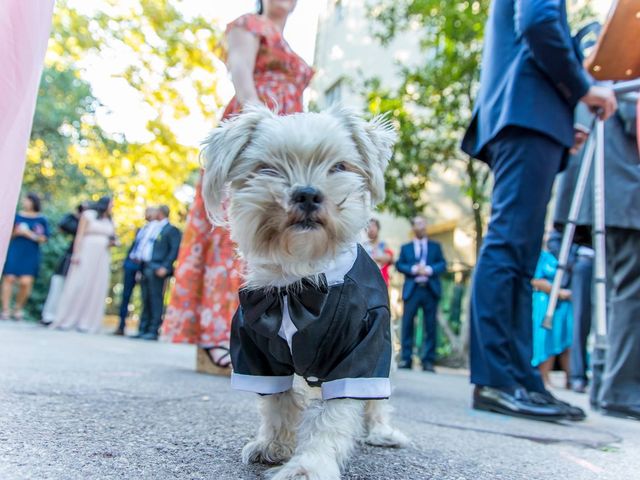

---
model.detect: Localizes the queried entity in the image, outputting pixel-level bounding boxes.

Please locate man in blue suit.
[396,216,447,372]
[461,0,617,421]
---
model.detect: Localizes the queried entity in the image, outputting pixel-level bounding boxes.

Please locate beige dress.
[52,210,114,333]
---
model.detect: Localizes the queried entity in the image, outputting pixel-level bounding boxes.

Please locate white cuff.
[321,377,391,400]
[411,265,419,274]
[231,373,294,395]
[425,266,433,276]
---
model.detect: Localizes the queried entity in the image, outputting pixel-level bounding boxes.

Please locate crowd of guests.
[1,196,183,342]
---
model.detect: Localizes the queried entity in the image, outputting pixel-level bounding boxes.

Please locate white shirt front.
[412,238,431,283]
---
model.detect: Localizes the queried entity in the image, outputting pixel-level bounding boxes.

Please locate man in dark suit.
[461,0,617,421]
[136,205,182,340]
[396,216,447,372]
[114,206,157,335]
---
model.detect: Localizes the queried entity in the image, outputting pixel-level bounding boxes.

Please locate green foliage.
[365,0,491,254]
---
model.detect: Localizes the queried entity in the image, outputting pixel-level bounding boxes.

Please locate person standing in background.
[41,201,90,325]
[396,216,447,372]
[530,246,573,388]
[161,0,313,374]
[114,206,158,336]
[461,0,616,421]
[135,205,181,341]
[554,93,640,420]
[51,197,116,333]
[1,193,49,321]
[363,218,394,286]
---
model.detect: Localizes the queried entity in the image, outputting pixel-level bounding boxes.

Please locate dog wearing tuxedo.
[202,105,407,480]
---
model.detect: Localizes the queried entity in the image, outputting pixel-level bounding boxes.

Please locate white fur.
[201,105,406,479]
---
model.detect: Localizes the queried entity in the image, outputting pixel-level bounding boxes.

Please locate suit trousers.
[401,285,439,365]
[139,265,168,336]
[469,127,564,393]
[595,228,640,408]
[569,254,593,382]
[117,263,139,331]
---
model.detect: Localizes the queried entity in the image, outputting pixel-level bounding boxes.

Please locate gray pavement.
[1,321,638,480]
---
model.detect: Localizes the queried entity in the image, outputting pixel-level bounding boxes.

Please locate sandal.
[13,310,24,321]
[197,346,232,377]
[0,310,11,320]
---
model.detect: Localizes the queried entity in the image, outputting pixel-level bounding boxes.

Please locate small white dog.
[202,105,407,480]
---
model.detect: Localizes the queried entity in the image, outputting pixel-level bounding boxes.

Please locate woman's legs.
[538,357,555,388]
[558,349,571,388]
[14,275,34,316]
[1,275,16,315]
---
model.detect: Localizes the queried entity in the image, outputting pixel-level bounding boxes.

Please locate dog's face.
[201,106,395,281]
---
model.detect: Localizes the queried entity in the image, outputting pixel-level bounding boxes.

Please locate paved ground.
[1,321,639,480]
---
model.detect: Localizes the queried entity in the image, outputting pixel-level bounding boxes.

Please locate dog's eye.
[255,164,279,177]
[330,162,347,174]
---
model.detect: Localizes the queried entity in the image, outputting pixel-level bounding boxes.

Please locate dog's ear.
[329,106,396,205]
[201,105,275,223]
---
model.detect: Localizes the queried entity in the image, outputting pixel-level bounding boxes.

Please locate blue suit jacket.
[462,0,592,161]
[396,240,447,301]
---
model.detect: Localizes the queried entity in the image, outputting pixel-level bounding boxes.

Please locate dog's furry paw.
[266,456,340,480]
[241,439,294,465]
[365,425,409,448]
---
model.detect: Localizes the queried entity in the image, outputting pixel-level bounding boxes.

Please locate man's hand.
[580,86,617,121]
[569,127,589,154]
[559,289,572,301]
[155,267,168,278]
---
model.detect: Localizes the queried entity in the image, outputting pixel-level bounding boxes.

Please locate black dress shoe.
[113,329,125,336]
[398,360,412,369]
[529,391,586,422]
[422,362,435,373]
[600,404,640,421]
[473,386,568,422]
[140,332,158,341]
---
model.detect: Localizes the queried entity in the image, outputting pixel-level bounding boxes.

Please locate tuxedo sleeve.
[429,244,447,276]
[516,0,591,106]
[161,227,182,271]
[319,305,392,401]
[230,308,294,395]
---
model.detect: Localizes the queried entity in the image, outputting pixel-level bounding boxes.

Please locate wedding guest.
[51,197,115,333]
[114,206,158,335]
[1,193,49,321]
[162,0,313,374]
[135,205,181,340]
[41,201,89,325]
[363,218,394,286]
[531,247,573,388]
[396,216,447,372]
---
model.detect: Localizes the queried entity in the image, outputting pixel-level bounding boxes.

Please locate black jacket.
[230,245,392,401]
[148,223,182,274]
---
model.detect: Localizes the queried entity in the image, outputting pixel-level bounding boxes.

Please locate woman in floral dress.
[161,0,313,373]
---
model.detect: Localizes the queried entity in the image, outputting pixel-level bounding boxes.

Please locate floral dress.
[161,14,314,348]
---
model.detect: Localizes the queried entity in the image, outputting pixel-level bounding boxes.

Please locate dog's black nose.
[292,187,324,213]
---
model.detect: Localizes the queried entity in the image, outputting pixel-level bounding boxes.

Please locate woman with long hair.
[51,196,116,333]
[1,193,49,320]
[162,0,313,373]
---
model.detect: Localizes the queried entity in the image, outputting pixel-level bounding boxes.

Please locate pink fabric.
[0,0,55,269]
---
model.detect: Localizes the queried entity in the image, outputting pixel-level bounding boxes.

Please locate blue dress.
[531,250,573,367]
[3,214,50,277]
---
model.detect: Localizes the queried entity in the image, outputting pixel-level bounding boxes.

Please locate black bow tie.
[239,277,330,338]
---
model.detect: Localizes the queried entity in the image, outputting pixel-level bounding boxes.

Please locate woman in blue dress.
[1,193,49,320]
[531,248,573,388]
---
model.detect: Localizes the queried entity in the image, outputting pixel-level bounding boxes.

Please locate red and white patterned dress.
[161,14,314,348]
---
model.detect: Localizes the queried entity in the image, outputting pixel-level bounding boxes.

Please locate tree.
[365,0,491,260]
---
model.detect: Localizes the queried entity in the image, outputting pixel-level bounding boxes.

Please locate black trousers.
[400,285,439,365]
[569,254,593,382]
[138,265,168,336]
[594,228,640,408]
[118,263,140,331]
